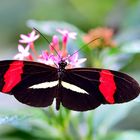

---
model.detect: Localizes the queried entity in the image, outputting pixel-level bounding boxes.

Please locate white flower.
[19,30,40,44]
[14,44,30,60]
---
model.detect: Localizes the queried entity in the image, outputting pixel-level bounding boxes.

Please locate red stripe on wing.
[99,70,116,103]
[2,61,24,93]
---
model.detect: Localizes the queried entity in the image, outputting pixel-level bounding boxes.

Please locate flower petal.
[57,29,77,39]
[14,53,24,60]
[77,58,87,65]
[69,52,78,62]
[30,30,36,38]
[18,45,25,52]
[69,32,77,39]
[25,45,30,52]
[19,30,40,44]
[20,34,29,40]
[33,34,40,41]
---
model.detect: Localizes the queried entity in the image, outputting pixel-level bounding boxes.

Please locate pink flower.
[37,31,86,68]
[38,51,56,66]
[15,29,86,68]
[14,44,30,60]
[49,35,60,53]
[19,30,40,44]
[57,29,77,39]
[57,29,77,57]
[68,52,87,68]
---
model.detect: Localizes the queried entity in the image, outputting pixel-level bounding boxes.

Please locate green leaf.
[0,115,33,131]
[115,131,140,140]
[97,131,140,140]
[120,40,140,53]
[122,54,140,82]
[94,102,136,135]
[0,125,59,140]
[101,49,133,70]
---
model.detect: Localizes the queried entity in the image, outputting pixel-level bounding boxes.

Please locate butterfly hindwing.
[60,68,140,111]
[60,69,102,111]
[0,60,58,107]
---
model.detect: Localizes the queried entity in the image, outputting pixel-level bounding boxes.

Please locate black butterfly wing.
[61,68,140,111]
[0,60,139,111]
[0,60,58,107]
[60,68,102,111]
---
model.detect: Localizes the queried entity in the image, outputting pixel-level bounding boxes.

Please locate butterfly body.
[0,60,139,111]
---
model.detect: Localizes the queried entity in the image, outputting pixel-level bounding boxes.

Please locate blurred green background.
[0,0,140,140]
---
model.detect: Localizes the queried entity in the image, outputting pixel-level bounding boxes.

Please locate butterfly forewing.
[0,60,12,92]
[0,60,58,107]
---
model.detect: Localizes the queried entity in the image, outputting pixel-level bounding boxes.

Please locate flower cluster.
[14,30,39,60]
[14,29,86,68]
[83,27,115,48]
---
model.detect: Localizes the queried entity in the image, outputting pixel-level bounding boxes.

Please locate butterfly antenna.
[67,37,101,59]
[33,28,61,59]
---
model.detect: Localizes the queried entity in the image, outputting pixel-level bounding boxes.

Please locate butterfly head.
[58,60,67,69]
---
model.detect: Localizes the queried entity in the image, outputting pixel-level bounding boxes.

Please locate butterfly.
[0,59,139,111]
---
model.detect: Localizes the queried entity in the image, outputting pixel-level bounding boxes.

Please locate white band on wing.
[29,80,88,94]
[29,80,59,89]
[61,81,88,94]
